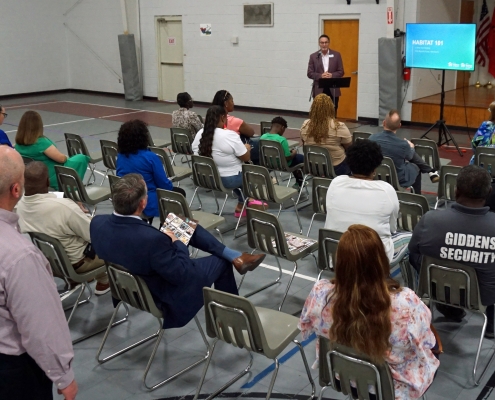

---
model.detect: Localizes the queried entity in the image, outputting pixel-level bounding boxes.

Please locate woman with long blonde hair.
[15,111,89,190]
[299,224,439,399]
[300,93,352,175]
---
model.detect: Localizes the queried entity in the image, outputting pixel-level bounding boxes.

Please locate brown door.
[324,20,359,120]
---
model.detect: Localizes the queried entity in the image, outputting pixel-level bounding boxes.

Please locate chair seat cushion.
[89,151,103,163]
[191,211,225,230]
[86,186,111,202]
[273,185,299,202]
[171,166,193,181]
[255,306,300,359]
[155,139,172,148]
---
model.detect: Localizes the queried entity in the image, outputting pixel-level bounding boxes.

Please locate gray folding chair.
[352,131,372,143]
[411,138,441,171]
[99,139,118,186]
[64,133,103,185]
[156,188,225,243]
[146,129,171,149]
[149,146,192,184]
[244,208,318,310]
[190,154,240,216]
[375,157,413,192]
[475,146,495,178]
[303,145,336,180]
[55,165,111,217]
[317,229,341,280]
[28,232,128,344]
[107,174,121,200]
[319,337,396,400]
[96,263,209,391]
[417,255,495,385]
[307,177,332,237]
[235,164,302,238]
[194,287,315,400]
[396,191,430,232]
[171,127,194,166]
[260,120,271,134]
[435,165,462,209]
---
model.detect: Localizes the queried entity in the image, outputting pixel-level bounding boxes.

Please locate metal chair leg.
[239,255,283,297]
[294,339,316,399]
[194,343,253,400]
[318,385,331,400]
[66,283,88,324]
[85,164,97,186]
[474,311,495,385]
[234,198,249,239]
[189,187,203,211]
[292,198,303,234]
[266,358,280,400]
[279,261,298,311]
[215,228,224,244]
[307,213,317,237]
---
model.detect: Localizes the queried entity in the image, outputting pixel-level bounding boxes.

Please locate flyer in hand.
[272,233,317,253]
[160,213,198,245]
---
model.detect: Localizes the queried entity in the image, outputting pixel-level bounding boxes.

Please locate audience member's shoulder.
[391,286,424,309]
[311,278,335,295]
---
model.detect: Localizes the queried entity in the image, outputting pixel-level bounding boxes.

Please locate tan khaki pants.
[74,255,108,284]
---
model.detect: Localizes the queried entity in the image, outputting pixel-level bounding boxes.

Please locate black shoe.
[436,304,466,322]
[485,331,495,339]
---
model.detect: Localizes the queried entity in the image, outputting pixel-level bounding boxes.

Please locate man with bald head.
[0,148,77,399]
[16,161,109,295]
[369,109,439,194]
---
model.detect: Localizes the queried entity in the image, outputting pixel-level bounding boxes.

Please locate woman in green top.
[15,111,89,190]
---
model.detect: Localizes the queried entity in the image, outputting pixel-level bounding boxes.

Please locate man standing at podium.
[307,34,344,114]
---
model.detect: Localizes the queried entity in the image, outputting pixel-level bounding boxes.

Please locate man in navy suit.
[307,34,344,114]
[90,173,265,329]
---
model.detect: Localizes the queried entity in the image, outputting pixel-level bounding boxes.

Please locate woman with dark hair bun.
[324,139,411,268]
[116,119,185,223]
[192,105,265,217]
[299,224,439,400]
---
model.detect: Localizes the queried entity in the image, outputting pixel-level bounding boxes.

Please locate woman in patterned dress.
[471,101,495,164]
[299,224,439,399]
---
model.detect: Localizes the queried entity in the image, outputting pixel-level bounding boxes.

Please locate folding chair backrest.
[311,177,332,215]
[396,191,430,232]
[191,155,227,192]
[259,139,290,172]
[242,164,276,203]
[260,121,271,135]
[65,133,89,157]
[156,188,193,225]
[21,156,34,165]
[303,145,336,178]
[475,147,495,178]
[319,337,395,400]
[246,208,289,258]
[54,165,87,203]
[375,157,400,191]
[106,263,162,319]
[28,231,73,280]
[318,229,341,274]
[352,131,372,144]
[203,287,264,353]
[108,174,121,199]
[149,146,175,179]
[411,138,440,171]
[171,127,193,155]
[418,255,484,312]
[437,165,462,203]
[100,140,118,171]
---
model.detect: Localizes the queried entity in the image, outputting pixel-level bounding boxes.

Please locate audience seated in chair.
[260,116,304,188]
[324,139,411,265]
[211,90,260,164]
[0,146,78,400]
[409,165,495,336]
[300,94,352,176]
[470,101,495,164]
[299,224,439,400]
[0,104,12,147]
[90,173,266,329]
[192,105,266,217]
[15,161,109,295]
[116,119,186,224]
[14,110,89,190]
[369,109,439,194]
[171,92,204,137]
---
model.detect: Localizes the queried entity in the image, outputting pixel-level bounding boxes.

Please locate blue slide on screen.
[405,23,476,71]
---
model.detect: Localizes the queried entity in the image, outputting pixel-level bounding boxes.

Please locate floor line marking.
[5,101,64,109]
[241,333,317,389]
[259,263,316,282]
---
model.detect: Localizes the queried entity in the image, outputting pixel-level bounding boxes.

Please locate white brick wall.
[0,0,68,95]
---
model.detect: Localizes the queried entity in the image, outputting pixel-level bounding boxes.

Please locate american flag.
[476,0,491,66]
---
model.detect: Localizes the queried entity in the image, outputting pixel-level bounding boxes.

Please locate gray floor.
[4,92,494,400]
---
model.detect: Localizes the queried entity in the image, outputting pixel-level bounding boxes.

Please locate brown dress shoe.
[232,253,266,275]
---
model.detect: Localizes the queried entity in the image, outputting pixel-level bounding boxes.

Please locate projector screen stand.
[420,69,463,157]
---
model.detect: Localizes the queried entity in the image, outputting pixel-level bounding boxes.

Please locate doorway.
[323,19,359,120]
[155,16,184,101]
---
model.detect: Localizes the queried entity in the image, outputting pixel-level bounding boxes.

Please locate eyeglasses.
[1,112,7,118]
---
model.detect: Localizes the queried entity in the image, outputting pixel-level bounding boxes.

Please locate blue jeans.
[221,172,245,203]
[334,159,351,176]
